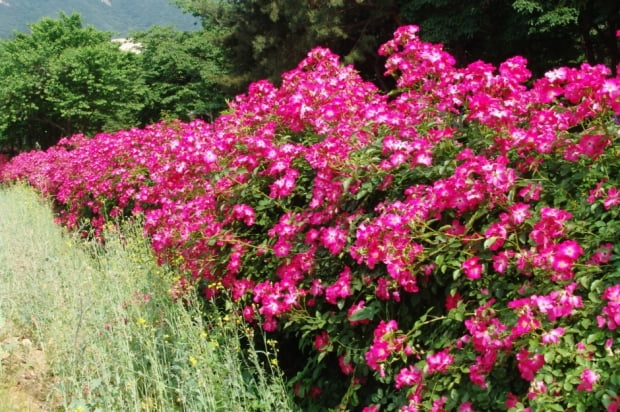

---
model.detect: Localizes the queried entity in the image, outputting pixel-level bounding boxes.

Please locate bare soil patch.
[1,321,57,411]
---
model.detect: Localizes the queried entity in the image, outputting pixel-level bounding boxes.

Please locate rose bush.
[2,26,620,411]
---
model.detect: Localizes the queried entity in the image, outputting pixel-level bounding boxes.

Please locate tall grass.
[0,183,296,411]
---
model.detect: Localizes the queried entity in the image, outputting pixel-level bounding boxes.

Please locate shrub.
[2,25,620,411]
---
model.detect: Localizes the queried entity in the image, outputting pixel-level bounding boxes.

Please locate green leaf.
[452,269,462,280]
[434,253,445,265]
[588,291,602,304]
[483,236,498,250]
[348,305,376,322]
[544,351,555,363]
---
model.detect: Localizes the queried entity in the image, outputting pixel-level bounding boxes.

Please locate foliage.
[398,0,526,62]
[0,13,145,150]
[177,0,619,92]
[2,26,620,411]
[174,0,403,91]
[132,25,229,124]
[512,0,620,74]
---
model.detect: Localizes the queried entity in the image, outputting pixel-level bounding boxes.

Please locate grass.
[0,183,296,411]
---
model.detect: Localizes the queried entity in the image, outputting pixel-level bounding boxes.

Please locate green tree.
[397,1,530,65]
[175,0,403,92]
[176,0,619,91]
[0,13,145,150]
[132,25,229,124]
[512,0,619,74]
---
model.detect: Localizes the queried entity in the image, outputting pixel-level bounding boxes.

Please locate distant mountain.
[0,0,200,38]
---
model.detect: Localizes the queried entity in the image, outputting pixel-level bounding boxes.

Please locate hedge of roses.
[2,26,620,411]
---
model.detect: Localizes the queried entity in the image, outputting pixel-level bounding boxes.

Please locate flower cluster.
[2,25,619,411]
[598,284,620,330]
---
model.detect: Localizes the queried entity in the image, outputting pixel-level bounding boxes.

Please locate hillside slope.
[0,0,199,37]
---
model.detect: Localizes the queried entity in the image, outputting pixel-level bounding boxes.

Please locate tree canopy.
[174,0,404,92]
[132,26,229,124]
[0,13,145,150]
[176,0,620,93]
[0,13,231,151]
[511,0,619,73]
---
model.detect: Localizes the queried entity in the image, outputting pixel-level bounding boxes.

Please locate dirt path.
[0,320,51,411]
